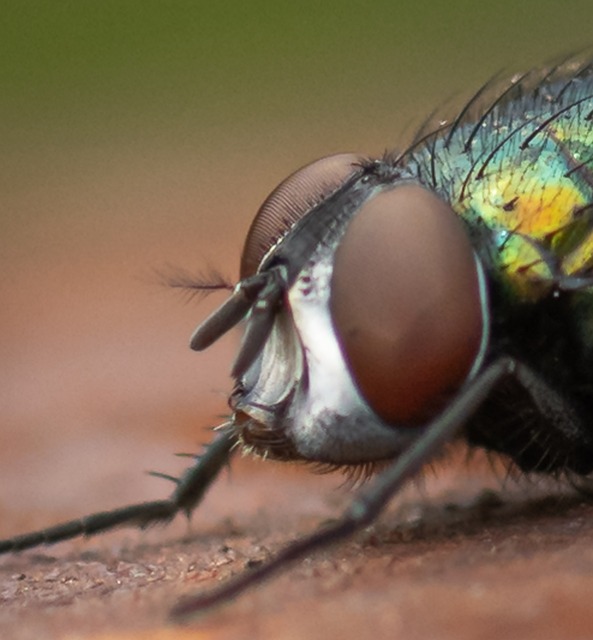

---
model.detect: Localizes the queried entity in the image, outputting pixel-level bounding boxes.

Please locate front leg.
[0,426,238,554]
[467,359,593,474]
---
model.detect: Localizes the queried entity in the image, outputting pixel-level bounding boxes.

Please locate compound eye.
[240,153,367,278]
[330,185,483,425]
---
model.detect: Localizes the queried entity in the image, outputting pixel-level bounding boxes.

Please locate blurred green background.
[4,1,593,258]
[3,1,593,144]
[4,1,593,262]
[2,0,593,503]
[4,1,593,155]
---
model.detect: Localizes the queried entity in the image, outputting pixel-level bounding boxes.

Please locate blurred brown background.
[3,2,593,638]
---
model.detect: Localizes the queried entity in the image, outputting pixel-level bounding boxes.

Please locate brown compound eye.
[330,185,484,425]
[240,153,368,279]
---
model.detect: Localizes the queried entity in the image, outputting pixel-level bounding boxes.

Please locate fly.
[3,56,593,620]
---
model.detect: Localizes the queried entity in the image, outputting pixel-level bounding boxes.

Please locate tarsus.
[0,427,237,554]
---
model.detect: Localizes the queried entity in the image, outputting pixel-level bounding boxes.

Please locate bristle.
[157,265,234,302]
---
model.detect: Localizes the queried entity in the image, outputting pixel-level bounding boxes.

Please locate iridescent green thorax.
[405,68,593,305]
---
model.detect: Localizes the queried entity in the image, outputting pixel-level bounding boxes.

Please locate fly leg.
[0,426,237,554]
[170,357,522,620]
[467,354,593,474]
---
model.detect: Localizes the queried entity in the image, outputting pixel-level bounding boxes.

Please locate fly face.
[191,155,489,467]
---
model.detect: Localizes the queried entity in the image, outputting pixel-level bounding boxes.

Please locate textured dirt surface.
[3,433,593,640]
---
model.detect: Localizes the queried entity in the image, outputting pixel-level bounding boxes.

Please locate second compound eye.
[239,153,368,279]
[330,185,485,426]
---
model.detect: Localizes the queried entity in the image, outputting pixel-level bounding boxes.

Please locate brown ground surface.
[3,449,593,640]
[3,150,593,640]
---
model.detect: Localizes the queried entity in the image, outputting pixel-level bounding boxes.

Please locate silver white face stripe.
[285,246,419,463]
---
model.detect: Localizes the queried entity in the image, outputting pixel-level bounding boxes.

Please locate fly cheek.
[231,152,368,440]
[330,185,484,425]
[240,153,368,279]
